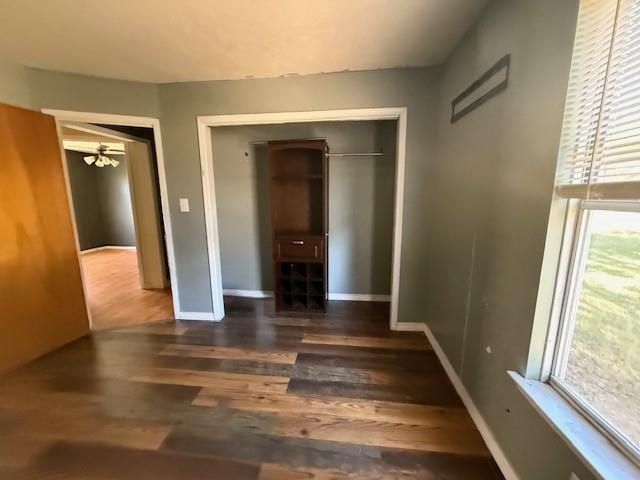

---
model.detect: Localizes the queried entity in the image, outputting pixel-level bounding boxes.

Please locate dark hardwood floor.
[0,297,503,479]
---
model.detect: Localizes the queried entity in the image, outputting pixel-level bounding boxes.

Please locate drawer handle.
[291,240,304,245]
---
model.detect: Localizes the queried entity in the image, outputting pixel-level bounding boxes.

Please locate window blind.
[556,0,640,199]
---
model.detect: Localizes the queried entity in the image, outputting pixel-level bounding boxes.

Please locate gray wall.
[159,68,438,314]
[65,150,136,250]
[425,0,594,479]
[97,154,136,247]
[0,59,160,116]
[65,150,104,250]
[211,121,396,294]
[0,60,35,108]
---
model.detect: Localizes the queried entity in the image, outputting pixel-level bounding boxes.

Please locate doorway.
[54,117,177,330]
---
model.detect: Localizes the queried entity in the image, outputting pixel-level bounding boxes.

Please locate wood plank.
[295,351,446,376]
[194,388,474,428]
[149,354,428,387]
[297,342,431,360]
[185,323,308,340]
[151,354,295,378]
[293,364,402,385]
[132,367,290,393]
[258,450,504,480]
[46,376,201,404]
[0,404,171,450]
[161,343,298,364]
[27,441,259,480]
[123,321,191,336]
[116,352,423,387]
[381,449,504,480]
[162,425,386,474]
[302,334,430,350]
[287,378,463,407]
[258,463,413,480]
[170,332,304,351]
[0,433,54,470]
[81,248,174,330]
[275,413,490,456]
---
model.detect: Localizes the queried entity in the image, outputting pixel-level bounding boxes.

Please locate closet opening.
[208,118,399,323]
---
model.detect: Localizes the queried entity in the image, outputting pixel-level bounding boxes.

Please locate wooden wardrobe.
[268,139,328,312]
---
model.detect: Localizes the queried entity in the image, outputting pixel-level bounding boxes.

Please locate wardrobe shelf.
[270,139,328,313]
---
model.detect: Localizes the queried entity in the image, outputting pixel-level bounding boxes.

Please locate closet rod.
[246,139,383,156]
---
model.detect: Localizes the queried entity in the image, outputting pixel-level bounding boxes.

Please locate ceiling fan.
[82,144,125,168]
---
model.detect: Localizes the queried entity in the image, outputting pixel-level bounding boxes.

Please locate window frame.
[546,198,640,466]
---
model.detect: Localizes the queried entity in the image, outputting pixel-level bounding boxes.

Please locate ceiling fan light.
[110,158,120,167]
[83,155,96,165]
[95,157,105,167]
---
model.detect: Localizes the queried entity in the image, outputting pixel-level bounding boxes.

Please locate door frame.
[42,109,181,327]
[197,107,407,328]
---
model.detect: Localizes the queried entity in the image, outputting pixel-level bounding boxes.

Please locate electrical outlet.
[179,198,190,213]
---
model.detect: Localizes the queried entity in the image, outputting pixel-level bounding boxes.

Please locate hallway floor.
[0,298,502,479]
[81,248,174,330]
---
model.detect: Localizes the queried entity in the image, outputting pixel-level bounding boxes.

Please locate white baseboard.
[393,321,425,332]
[81,245,136,254]
[222,289,390,302]
[408,321,519,480]
[175,311,218,321]
[327,293,391,302]
[224,289,274,298]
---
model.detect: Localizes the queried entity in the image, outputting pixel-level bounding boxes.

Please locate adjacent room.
[0,1,638,479]
[62,122,174,329]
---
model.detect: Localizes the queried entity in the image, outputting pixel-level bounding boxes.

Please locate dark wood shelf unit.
[269,139,328,312]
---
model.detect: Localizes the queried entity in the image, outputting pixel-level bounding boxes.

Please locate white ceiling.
[0,0,486,84]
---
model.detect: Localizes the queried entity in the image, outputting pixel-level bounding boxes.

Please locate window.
[551,202,640,458]
[549,0,640,464]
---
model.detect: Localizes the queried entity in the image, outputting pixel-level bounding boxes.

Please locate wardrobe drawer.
[275,236,323,260]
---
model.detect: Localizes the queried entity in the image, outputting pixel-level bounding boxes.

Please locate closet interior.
[212,120,397,316]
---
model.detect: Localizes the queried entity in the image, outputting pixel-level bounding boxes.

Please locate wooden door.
[0,103,89,374]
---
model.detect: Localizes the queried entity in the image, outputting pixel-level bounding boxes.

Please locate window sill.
[508,371,639,480]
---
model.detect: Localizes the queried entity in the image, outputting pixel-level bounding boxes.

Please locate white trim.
[390,111,407,331]
[224,289,274,298]
[327,293,391,302]
[395,321,519,480]
[510,372,639,480]
[393,322,426,332]
[80,246,136,254]
[222,289,391,302]
[62,121,138,143]
[175,311,218,321]
[198,119,226,321]
[197,107,407,327]
[42,109,185,325]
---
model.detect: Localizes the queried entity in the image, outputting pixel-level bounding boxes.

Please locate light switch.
[179,198,190,213]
